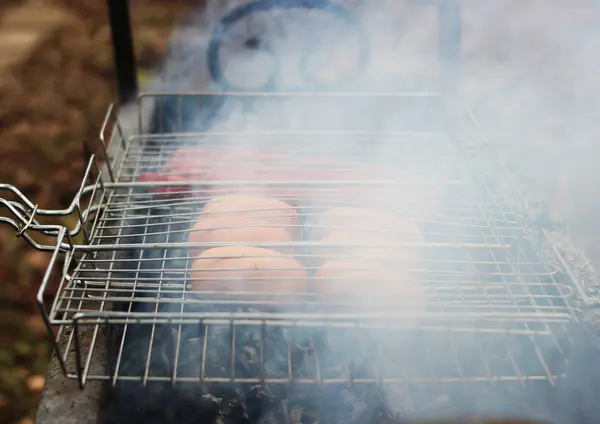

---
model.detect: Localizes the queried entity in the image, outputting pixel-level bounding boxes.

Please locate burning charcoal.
[348,357,371,380]
[339,389,367,421]
[352,401,368,421]
[325,389,355,421]
[360,404,394,424]
[147,343,172,376]
[261,330,294,378]
[222,398,250,424]
[247,385,272,402]
[289,407,302,424]
[258,410,283,424]
[210,364,229,377]
[201,393,224,409]
[244,346,260,363]
[287,389,320,413]
[299,409,319,424]
[234,332,265,378]
[175,336,203,377]
[117,329,158,377]
[236,346,258,376]
[145,325,175,377]
[245,385,277,422]
[264,360,282,377]
[322,362,346,379]
[204,327,237,378]
[289,337,319,380]
[271,351,291,377]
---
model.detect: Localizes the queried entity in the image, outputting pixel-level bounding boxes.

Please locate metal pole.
[107,0,138,104]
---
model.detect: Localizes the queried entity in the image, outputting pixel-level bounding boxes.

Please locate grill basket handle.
[0,155,105,252]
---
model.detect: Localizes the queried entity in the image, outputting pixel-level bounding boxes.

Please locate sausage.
[150,147,432,209]
[202,185,306,207]
[154,149,416,203]
[190,246,309,300]
[308,207,422,241]
[164,149,293,181]
[188,217,295,256]
[309,230,420,266]
[313,258,425,311]
[311,231,419,264]
[202,195,300,238]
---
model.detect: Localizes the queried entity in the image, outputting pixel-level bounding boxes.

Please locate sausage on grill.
[188,217,295,256]
[190,246,308,296]
[202,195,300,238]
[308,207,422,240]
[310,230,420,266]
[144,148,419,203]
[312,257,425,310]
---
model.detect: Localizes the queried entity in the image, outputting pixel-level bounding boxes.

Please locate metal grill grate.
[1,93,584,390]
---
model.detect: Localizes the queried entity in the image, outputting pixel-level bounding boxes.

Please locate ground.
[0,1,195,422]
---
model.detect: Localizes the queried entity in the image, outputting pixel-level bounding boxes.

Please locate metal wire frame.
[49,182,578,386]
[70,311,571,387]
[0,155,105,251]
[0,92,589,388]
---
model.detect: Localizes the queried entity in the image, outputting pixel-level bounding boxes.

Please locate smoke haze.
[137,0,600,421]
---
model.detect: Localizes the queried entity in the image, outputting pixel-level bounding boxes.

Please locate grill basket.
[0,93,593,400]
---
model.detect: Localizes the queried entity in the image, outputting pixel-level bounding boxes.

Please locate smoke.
[460,1,600,243]
[132,0,600,422]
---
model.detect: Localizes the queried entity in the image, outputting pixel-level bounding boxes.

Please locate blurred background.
[1,0,600,423]
[0,1,196,422]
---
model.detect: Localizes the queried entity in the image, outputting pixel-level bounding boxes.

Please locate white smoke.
[136,0,600,421]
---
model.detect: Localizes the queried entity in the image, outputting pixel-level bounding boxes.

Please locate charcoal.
[257,410,283,424]
[237,348,255,375]
[222,398,250,424]
[100,180,571,424]
[289,407,302,424]
[245,385,277,422]
[202,393,224,409]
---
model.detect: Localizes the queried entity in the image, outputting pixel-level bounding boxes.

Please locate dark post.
[107,0,138,104]
[438,0,461,91]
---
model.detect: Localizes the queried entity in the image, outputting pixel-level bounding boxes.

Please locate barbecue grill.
[2,0,600,423]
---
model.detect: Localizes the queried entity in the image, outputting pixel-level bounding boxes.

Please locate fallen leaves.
[0,0,178,421]
[24,251,49,272]
[25,375,45,393]
[26,315,47,338]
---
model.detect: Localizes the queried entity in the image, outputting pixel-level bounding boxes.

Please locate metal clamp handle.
[0,155,106,251]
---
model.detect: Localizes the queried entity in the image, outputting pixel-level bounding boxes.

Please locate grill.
[4,92,598,423]
[4,1,600,424]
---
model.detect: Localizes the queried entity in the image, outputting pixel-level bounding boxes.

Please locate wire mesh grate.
[44,141,577,386]
[22,94,583,390]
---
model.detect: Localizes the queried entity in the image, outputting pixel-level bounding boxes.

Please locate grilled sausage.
[310,230,421,267]
[190,246,309,298]
[188,217,295,256]
[202,195,300,238]
[312,258,425,310]
[308,207,422,240]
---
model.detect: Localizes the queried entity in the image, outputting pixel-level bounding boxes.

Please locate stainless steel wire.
[0,93,585,387]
